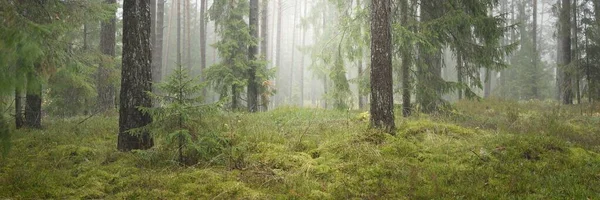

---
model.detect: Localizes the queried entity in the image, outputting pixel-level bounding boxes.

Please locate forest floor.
[1,100,600,199]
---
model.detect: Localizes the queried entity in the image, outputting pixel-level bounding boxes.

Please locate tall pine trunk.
[153,0,165,84]
[200,0,208,99]
[572,0,581,104]
[401,0,411,117]
[299,0,307,107]
[25,72,42,129]
[156,0,165,83]
[177,0,182,67]
[151,0,157,84]
[559,0,573,104]
[186,0,192,70]
[118,0,153,151]
[200,0,207,98]
[248,0,259,112]
[532,0,539,99]
[289,0,299,105]
[370,0,395,133]
[97,0,117,112]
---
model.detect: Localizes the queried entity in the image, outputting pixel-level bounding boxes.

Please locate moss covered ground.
[1,100,600,199]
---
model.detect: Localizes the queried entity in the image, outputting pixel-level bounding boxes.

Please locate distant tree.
[97,0,117,112]
[260,0,270,110]
[25,71,42,129]
[248,0,260,112]
[370,0,395,133]
[151,0,166,86]
[207,0,252,110]
[400,0,412,117]
[200,0,207,98]
[559,0,573,104]
[118,0,154,151]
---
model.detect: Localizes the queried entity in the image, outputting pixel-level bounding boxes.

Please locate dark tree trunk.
[232,85,240,111]
[370,0,395,133]
[15,87,24,129]
[573,0,581,104]
[118,0,154,151]
[401,0,411,117]
[417,0,442,113]
[97,0,117,112]
[248,0,259,112]
[151,0,156,79]
[560,0,573,104]
[25,73,42,129]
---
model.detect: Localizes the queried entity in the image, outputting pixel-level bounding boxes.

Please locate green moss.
[400,119,478,138]
[1,104,600,199]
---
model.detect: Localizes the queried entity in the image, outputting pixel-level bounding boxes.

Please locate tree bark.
[118,0,154,151]
[559,0,573,104]
[151,0,157,82]
[177,0,182,66]
[401,0,411,117]
[186,0,192,70]
[15,87,24,129]
[156,0,165,82]
[25,72,42,129]
[260,0,269,59]
[532,0,539,99]
[573,0,581,104]
[484,69,491,98]
[248,0,259,112]
[457,54,464,100]
[200,0,207,97]
[370,0,395,133]
[152,0,165,85]
[97,0,117,112]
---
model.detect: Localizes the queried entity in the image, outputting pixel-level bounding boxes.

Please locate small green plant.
[139,64,218,165]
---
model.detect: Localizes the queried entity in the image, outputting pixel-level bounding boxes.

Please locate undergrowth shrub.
[139,65,220,166]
